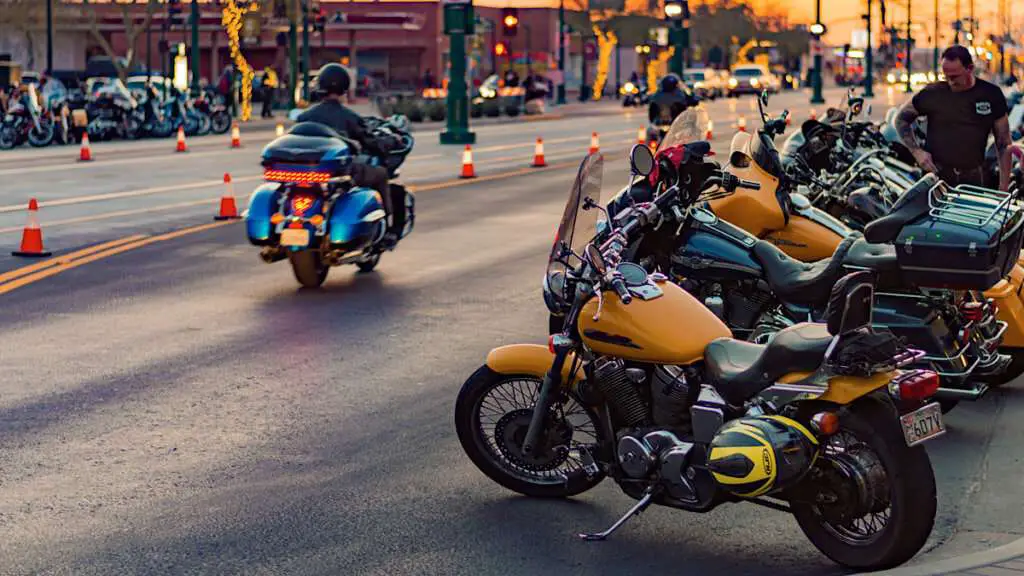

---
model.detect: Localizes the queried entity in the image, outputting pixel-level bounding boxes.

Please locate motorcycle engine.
[617,429,701,503]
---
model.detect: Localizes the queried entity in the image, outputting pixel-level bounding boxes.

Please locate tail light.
[264,168,331,184]
[290,194,317,217]
[890,370,940,402]
[960,301,984,322]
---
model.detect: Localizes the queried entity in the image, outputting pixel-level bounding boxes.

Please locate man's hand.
[994,115,1013,192]
[912,148,939,173]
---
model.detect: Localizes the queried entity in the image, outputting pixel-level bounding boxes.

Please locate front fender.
[485,344,584,387]
[245,183,281,246]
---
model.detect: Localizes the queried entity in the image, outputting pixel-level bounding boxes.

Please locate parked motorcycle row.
[0,79,233,150]
[450,91,1024,571]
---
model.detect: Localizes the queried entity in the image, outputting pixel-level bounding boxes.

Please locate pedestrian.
[261,67,278,118]
[895,45,1013,190]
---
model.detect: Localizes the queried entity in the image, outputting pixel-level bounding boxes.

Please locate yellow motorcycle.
[454,144,943,571]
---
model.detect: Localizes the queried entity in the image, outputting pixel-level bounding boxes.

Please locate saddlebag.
[894,183,1024,290]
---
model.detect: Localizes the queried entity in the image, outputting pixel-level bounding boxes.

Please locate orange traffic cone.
[737,116,747,132]
[637,127,646,145]
[275,122,284,137]
[705,120,714,141]
[215,173,240,220]
[589,132,599,154]
[460,145,476,179]
[176,126,187,152]
[230,122,241,148]
[532,137,547,167]
[12,198,51,257]
[78,133,92,162]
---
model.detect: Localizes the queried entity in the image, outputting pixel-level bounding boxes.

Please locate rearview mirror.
[585,244,607,275]
[630,143,655,176]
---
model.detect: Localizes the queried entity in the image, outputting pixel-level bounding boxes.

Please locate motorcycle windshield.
[658,105,711,152]
[546,153,603,303]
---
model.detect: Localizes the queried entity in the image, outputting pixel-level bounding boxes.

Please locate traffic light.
[494,41,508,56]
[501,8,519,37]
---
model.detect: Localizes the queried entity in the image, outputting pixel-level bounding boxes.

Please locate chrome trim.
[935,384,989,400]
[790,202,853,238]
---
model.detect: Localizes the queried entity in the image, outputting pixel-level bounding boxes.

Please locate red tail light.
[548,334,556,354]
[960,301,984,322]
[893,370,940,402]
[290,195,315,216]
[264,169,331,184]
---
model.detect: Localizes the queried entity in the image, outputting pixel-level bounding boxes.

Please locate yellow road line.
[0,234,147,285]
[0,221,235,296]
[0,197,233,234]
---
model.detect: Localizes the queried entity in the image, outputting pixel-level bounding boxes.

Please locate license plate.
[900,402,946,447]
[280,228,310,247]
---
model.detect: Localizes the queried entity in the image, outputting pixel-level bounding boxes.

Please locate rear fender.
[328,186,385,247]
[820,371,898,404]
[485,344,584,388]
[245,183,282,246]
[984,263,1024,347]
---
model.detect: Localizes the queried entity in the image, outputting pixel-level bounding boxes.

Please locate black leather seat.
[843,236,899,272]
[862,173,938,243]
[704,323,833,405]
[752,234,859,306]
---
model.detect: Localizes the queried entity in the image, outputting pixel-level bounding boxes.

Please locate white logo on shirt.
[977,101,992,115]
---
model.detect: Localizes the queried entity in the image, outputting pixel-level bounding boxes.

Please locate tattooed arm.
[895,100,938,173]
[994,114,1013,192]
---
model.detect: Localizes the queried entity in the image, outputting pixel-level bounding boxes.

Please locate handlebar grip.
[610,276,633,305]
[739,179,761,190]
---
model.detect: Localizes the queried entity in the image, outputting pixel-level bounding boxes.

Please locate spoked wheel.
[454,366,606,498]
[289,250,329,288]
[791,399,936,570]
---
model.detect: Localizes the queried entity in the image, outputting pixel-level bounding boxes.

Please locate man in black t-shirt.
[895,45,1013,190]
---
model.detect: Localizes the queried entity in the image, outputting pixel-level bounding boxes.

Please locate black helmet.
[659,74,681,93]
[316,63,350,96]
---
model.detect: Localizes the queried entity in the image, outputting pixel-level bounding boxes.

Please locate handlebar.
[610,275,633,304]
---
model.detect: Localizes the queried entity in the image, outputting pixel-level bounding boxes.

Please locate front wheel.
[791,396,937,571]
[288,250,329,288]
[454,366,606,498]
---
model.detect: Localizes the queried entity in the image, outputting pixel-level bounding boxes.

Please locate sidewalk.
[861,539,1024,575]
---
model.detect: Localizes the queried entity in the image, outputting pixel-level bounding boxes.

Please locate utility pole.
[810,0,825,104]
[302,0,310,102]
[905,0,912,94]
[289,0,299,109]
[190,0,199,96]
[865,0,875,98]
[557,0,566,105]
[46,0,53,75]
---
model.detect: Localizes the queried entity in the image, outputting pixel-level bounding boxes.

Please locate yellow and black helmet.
[707,415,819,498]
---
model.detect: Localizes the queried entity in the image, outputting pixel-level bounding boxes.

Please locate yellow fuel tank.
[578,280,731,365]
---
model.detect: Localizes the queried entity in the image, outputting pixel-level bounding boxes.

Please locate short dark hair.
[941,45,974,68]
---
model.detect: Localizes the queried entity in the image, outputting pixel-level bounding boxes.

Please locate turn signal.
[892,370,940,402]
[810,412,839,436]
[310,215,324,226]
[270,213,285,224]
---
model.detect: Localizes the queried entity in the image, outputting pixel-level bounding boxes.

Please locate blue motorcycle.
[244,114,415,288]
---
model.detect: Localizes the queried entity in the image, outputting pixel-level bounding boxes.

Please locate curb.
[855,536,1024,575]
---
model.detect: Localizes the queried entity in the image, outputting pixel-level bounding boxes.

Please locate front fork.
[521,335,573,456]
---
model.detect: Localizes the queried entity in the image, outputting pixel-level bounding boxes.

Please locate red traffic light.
[494,42,507,56]
[501,8,518,36]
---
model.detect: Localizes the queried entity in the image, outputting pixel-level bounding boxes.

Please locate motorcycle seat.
[843,236,899,272]
[862,173,939,243]
[704,323,833,405]
[752,234,860,307]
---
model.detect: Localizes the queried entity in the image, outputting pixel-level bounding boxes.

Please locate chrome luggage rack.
[927,180,1017,228]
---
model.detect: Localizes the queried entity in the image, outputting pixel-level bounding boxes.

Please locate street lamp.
[810,20,826,104]
[664,0,688,76]
[557,0,566,105]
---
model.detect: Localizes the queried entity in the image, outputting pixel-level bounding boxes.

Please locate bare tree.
[0,0,72,70]
[81,0,160,81]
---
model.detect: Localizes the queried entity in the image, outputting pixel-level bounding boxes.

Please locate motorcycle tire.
[790,396,936,571]
[288,250,329,288]
[211,111,232,135]
[454,365,606,498]
[28,121,55,147]
[0,126,16,149]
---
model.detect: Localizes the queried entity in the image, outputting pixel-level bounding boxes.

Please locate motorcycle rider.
[895,45,1013,190]
[296,63,406,248]
[648,74,697,126]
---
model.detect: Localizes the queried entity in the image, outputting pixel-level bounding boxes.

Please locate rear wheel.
[454,366,606,498]
[356,253,381,273]
[289,250,329,288]
[791,397,936,571]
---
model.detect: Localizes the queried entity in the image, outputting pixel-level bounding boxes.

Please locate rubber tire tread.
[289,250,329,288]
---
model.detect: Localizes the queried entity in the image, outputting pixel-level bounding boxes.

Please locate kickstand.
[578,488,658,541]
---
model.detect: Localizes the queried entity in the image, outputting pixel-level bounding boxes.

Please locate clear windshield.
[658,105,711,152]
[546,153,604,303]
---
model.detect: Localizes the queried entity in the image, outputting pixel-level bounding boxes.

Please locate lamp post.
[302,0,310,101]
[557,0,566,105]
[810,19,826,104]
[864,0,875,98]
[664,0,686,76]
[905,0,912,93]
[46,0,53,75]
[190,0,200,96]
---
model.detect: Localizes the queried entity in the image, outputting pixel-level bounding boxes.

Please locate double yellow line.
[0,221,235,296]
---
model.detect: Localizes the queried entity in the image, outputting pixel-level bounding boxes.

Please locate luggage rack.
[927,180,1017,228]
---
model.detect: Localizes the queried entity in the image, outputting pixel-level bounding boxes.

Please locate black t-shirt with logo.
[911,79,1008,169]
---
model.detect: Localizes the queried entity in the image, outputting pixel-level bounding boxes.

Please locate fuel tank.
[712,132,786,237]
[578,279,731,365]
[672,207,763,282]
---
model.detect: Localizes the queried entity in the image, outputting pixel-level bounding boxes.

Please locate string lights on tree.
[222,0,259,121]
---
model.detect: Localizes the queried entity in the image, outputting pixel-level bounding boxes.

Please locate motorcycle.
[0,85,56,149]
[455,143,942,571]
[244,114,416,288]
[621,80,649,107]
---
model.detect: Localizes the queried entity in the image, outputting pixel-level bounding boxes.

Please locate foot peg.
[578,489,657,541]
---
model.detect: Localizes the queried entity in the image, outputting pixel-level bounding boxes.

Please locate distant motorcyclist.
[296,63,405,247]
[648,74,698,126]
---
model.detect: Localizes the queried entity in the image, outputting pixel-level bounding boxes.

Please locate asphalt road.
[6,87,1016,576]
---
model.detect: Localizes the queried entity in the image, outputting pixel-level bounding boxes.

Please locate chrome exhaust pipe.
[260,246,287,263]
[935,383,990,400]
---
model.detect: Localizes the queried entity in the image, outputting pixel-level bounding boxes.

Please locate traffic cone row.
[12,198,51,258]
[215,173,241,220]
[78,133,92,162]
[532,138,546,167]
[737,116,747,132]
[460,145,476,178]
[457,130,622,178]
